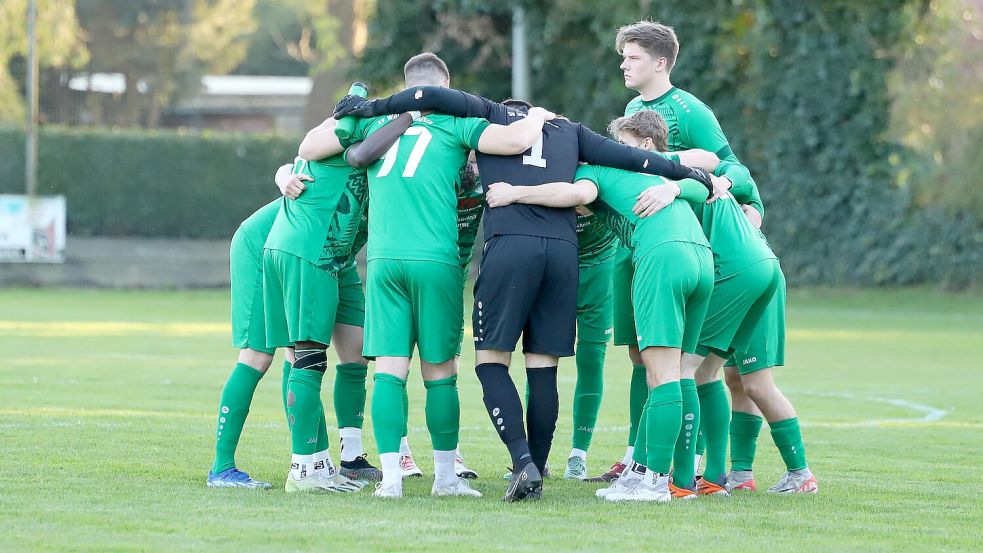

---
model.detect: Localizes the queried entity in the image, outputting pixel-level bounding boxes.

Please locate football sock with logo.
[698,380,731,484]
[770,417,808,471]
[671,379,700,488]
[572,342,605,452]
[628,364,647,446]
[211,362,264,473]
[371,373,406,455]
[476,362,531,469]
[645,381,683,475]
[280,359,291,424]
[729,411,763,472]
[286,361,325,456]
[335,362,368,461]
[424,375,460,452]
[526,366,559,474]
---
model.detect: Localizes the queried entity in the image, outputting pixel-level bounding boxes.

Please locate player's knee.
[724,368,745,394]
[740,372,775,402]
[628,346,642,365]
[238,348,274,373]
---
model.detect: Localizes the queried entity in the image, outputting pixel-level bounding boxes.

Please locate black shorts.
[473,235,578,357]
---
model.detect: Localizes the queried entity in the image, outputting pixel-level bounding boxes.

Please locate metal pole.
[511,5,531,102]
[25,0,39,198]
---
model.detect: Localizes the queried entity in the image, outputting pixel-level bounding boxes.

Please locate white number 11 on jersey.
[377,127,433,178]
[522,133,547,168]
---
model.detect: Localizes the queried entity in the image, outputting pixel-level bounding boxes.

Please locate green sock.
[315,403,328,451]
[627,364,647,446]
[286,368,325,455]
[401,381,409,438]
[631,402,649,466]
[645,381,683,474]
[697,380,731,483]
[211,362,264,473]
[730,411,763,472]
[372,373,406,454]
[424,376,460,451]
[770,417,808,471]
[695,427,706,456]
[334,363,368,429]
[280,359,291,425]
[672,379,700,487]
[572,341,605,451]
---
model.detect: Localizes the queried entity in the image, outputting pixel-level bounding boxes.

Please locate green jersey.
[575,165,708,259]
[352,114,489,266]
[687,198,776,278]
[625,87,763,215]
[457,166,483,272]
[236,199,280,251]
[576,207,617,267]
[263,154,368,273]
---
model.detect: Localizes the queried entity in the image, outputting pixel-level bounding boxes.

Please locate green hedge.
[0,126,298,239]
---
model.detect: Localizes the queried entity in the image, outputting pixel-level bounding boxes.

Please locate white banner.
[0,195,66,263]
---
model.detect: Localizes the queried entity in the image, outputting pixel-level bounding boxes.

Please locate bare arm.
[485,180,598,209]
[477,107,554,155]
[298,118,344,160]
[345,113,416,168]
[676,149,719,172]
[274,162,312,200]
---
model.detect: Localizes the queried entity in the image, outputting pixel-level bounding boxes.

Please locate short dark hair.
[403,52,450,87]
[608,110,669,152]
[502,98,532,111]
[615,21,679,71]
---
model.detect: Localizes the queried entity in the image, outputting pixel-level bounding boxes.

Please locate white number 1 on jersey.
[376,127,433,178]
[522,133,546,168]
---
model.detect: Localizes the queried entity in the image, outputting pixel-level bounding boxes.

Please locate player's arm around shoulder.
[676,149,719,172]
[485,179,597,209]
[345,113,416,168]
[297,117,345,160]
[476,106,555,155]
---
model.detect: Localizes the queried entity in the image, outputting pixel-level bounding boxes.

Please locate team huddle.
[205,20,818,502]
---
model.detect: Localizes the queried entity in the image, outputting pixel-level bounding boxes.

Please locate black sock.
[476,363,531,469]
[526,366,559,474]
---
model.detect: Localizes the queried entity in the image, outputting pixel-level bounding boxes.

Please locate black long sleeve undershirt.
[366,86,695,181]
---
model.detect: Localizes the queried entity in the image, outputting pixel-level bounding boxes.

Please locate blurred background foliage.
[0,0,980,287]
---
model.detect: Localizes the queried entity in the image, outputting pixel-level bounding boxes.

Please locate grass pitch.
[1,287,982,552]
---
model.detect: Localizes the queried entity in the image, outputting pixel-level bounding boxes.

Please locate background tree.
[74,0,256,127]
[0,0,88,125]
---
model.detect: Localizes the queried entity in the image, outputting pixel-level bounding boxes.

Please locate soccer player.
[333,84,713,502]
[392,153,482,481]
[615,21,817,494]
[484,158,716,502]
[206,154,383,488]
[592,19,761,487]
[263,110,413,492]
[626,109,781,497]
[338,53,554,499]
[206,196,290,489]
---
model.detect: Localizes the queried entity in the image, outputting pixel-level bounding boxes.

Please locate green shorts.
[611,246,637,346]
[263,249,339,348]
[363,259,463,363]
[697,258,781,358]
[632,241,713,353]
[229,230,274,354]
[726,268,787,374]
[335,263,365,328]
[577,259,614,344]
